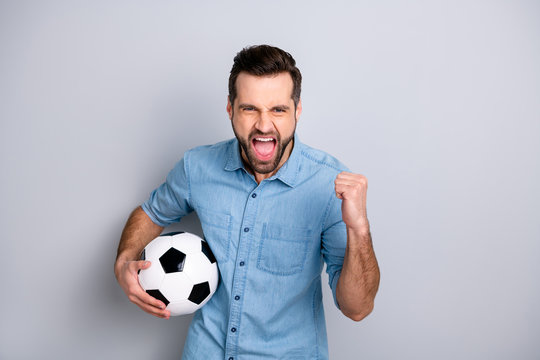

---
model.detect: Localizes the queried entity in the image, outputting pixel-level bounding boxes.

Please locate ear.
[226,96,233,120]
[295,99,302,121]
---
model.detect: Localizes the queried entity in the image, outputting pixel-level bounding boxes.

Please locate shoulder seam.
[300,149,343,172]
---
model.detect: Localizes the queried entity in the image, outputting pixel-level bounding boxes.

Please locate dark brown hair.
[228,45,302,108]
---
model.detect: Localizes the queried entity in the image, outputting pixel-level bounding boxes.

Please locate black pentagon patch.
[188,282,210,305]
[159,247,186,273]
[146,289,170,306]
[161,231,185,237]
[201,240,216,264]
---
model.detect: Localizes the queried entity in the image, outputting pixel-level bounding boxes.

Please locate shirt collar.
[224,138,245,172]
[224,133,302,188]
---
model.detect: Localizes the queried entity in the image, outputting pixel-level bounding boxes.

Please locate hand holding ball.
[138,232,219,316]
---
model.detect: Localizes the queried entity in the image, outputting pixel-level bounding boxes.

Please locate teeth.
[255,138,274,142]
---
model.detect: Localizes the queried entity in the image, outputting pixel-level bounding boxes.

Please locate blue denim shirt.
[142,135,348,360]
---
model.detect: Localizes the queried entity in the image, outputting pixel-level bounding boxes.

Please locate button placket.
[225,184,264,359]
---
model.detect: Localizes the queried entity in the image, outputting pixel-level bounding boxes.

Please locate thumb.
[134,260,151,271]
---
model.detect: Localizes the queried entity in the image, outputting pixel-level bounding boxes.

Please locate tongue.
[253,140,274,157]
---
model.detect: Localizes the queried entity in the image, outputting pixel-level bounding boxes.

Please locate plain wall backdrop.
[1,1,539,359]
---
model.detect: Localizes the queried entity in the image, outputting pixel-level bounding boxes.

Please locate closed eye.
[239,104,257,112]
[272,106,290,113]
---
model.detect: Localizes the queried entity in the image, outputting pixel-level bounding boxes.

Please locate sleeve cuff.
[141,202,171,228]
[330,269,342,310]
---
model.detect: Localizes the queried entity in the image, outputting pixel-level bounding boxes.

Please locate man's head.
[228,45,302,110]
[227,45,303,180]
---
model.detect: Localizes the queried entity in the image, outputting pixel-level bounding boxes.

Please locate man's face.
[227,72,302,177]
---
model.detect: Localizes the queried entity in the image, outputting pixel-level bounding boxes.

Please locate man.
[115,45,380,359]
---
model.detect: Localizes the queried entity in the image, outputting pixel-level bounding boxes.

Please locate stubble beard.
[232,124,296,175]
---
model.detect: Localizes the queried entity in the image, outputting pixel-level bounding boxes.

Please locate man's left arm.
[334,171,380,322]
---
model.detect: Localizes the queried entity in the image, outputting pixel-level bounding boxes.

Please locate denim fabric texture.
[142,134,348,360]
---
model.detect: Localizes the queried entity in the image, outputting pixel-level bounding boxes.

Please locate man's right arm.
[114,206,170,319]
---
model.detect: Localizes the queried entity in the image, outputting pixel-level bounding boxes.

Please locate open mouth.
[251,136,277,161]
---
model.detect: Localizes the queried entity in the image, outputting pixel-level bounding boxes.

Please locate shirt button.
[231,327,237,333]
[239,261,245,266]
[229,357,234,360]
[251,193,257,198]
[235,295,240,300]
[244,227,249,232]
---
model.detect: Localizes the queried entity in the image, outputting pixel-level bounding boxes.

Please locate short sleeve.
[321,192,347,309]
[141,154,193,227]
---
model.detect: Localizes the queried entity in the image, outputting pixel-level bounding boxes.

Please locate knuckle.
[153,307,165,315]
[355,178,367,187]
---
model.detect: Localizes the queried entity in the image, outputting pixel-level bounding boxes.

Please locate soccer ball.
[138,231,219,316]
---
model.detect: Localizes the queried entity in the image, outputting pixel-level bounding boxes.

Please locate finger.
[130,295,170,319]
[127,276,168,310]
[335,172,368,184]
[131,260,151,272]
[334,183,348,193]
[128,285,168,314]
[335,171,358,179]
[334,175,367,184]
[334,179,360,188]
[334,182,368,197]
[335,185,367,204]
[336,171,354,177]
[334,176,367,186]
[125,264,167,310]
[139,289,168,310]
[334,183,358,196]
[336,170,365,178]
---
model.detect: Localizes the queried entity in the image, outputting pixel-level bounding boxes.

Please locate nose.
[254,111,274,133]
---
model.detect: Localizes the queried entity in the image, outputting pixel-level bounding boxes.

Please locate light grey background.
[1,1,539,359]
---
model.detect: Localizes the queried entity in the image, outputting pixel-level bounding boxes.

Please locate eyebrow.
[271,105,290,111]
[237,104,291,110]
[238,103,257,109]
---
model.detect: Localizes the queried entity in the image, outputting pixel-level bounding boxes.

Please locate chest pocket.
[257,223,314,276]
[196,207,232,264]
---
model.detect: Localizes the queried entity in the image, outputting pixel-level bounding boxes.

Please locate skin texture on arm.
[336,227,380,321]
[334,172,380,321]
[114,206,171,319]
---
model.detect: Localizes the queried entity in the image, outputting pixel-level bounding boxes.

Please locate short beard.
[232,124,296,175]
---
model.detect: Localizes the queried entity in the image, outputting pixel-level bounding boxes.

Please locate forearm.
[115,206,164,272]
[114,206,170,318]
[336,226,380,321]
